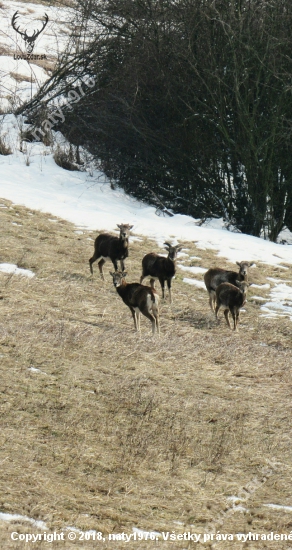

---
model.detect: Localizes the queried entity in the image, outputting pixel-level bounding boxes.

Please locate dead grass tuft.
[0,197,292,547]
[0,135,12,155]
[53,145,79,171]
[10,72,32,84]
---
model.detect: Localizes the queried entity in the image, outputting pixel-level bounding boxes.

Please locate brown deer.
[204,261,254,312]
[89,224,133,280]
[215,281,250,331]
[140,242,182,303]
[110,271,160,334]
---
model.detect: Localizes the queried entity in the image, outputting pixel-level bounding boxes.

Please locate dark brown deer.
[110,271,160,334]
[89,224,133,280]
[204,261,254,312]
[140,242,182,303]
[215,281,249,331]
[12,11,48,54]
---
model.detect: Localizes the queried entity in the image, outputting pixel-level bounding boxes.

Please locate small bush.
[20,128,39,144]
[0,136,12,155]
[53,145,79,171]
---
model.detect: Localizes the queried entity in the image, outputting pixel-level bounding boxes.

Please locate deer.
[140,242,182,303]
[204,261,254,312]
[215,280,250,331]
[89,224,133,280]
[110,271,160,334]
[12,11,48,54]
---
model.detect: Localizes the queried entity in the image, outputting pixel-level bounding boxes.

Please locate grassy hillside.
[0,198,292,549]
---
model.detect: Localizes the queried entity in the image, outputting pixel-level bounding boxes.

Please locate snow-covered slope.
[0,1,73,110]
[1,117,291,266]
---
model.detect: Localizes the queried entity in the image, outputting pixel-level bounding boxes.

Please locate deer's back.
[142,253,174,277]
[118,282,156,308]
[216,282,245,308]
[142,253,160,273]
[204,268,239,291]
[95,233,127,258]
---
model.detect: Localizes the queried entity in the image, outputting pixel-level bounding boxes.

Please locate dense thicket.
[21,0,292,240]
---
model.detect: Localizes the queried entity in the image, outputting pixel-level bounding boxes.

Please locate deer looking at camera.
[140,242,182,303]
[110,271,160,335]
[204,261,254,312]
[89,224,133,280]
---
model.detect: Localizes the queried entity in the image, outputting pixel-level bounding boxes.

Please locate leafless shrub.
[0,135,12,155]
[53,145,79,171]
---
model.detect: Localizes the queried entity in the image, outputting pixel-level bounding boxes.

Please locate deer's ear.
[129,225,134,229]
[249,262,255,267]
[236,261,241,267]
[117,224,121,229]
[109,272,114,277]
[122,271,127,277]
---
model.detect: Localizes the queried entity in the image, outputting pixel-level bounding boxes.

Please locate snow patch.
[0,512,47,530]
[266,277,290,283]
[0,263,35,278]
[261,283,292,317]
[263,504,292,512]
[183,278,206,289]
[178,264,207,274]
[28,367,47,375]
[250,283,270,289]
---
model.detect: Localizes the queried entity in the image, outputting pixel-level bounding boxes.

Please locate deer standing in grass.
[140,242,182,303]
[89,224,133,280]
[215,281,249,331]
[204,261,254,312]
[110,271,160,334]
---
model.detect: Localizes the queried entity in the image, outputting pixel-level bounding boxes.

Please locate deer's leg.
[130,307,138,331]
[89,251,99,274]
[120,259,125,271]
[159,277,165,299]
[231,309,237,331]
[155,311,160,335]
[215,302,220,321]
[213,293,217,312]
[209,290,216,312]
[234,309,240,331]
[224,308,231,329]
[141,309,156,334]
[135,309,141,331]
[98,258,106,280]
[167,278,172,303]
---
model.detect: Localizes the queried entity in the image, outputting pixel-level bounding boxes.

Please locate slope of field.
[1,198,292,549]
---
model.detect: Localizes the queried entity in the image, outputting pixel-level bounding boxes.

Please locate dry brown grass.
[10,72,32,84]
[0,198,292,549]
[0,135,12,155]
